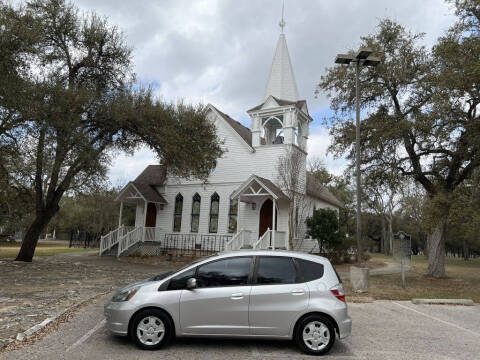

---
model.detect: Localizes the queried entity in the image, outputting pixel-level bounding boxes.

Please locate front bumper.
[104,301,137,336]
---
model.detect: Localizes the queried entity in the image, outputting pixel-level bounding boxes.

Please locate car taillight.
[330,284,346,302]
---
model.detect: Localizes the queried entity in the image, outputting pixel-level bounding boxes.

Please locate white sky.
[71,0,456,184]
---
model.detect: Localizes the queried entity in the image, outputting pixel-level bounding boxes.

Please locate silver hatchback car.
[104,250,351,355]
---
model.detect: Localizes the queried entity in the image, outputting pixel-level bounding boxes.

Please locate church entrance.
[259,199,277,237]
[145,202,157,227]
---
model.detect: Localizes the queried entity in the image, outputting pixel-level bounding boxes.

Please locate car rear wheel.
[294,314,335,355]
[131,309,172,350]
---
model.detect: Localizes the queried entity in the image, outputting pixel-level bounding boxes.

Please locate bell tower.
[247,10,311,152]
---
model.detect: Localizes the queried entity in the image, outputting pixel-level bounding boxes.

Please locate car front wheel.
[295,314,335,355]
[131,309,172,350]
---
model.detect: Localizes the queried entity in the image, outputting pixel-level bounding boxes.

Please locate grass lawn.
[0,240,96,258]
[344,254,480,302]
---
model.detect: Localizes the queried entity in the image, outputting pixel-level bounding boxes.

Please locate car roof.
[214,250,329,264]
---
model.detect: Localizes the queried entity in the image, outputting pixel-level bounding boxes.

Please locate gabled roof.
[134,165,166,185]
[231,174,287,201]
[264,33,299,102]
[247,95,308,113]
[133,182,167,204]
[209,105,265,147]
[212,106,253,147]
[116,165,168,204]
[306,173,343,208]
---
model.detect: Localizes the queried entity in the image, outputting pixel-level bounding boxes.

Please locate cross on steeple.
[279,1,286,33]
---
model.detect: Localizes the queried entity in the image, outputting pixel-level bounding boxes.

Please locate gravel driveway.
[0,252,178,348]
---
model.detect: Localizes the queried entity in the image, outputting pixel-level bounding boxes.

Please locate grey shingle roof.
[306,173,343,208]
[124,165,168,204]
[254,175,287,200]
[211,106,254,147]
[134,165,166,185]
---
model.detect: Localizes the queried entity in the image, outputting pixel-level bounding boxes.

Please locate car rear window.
[297,259,324,282]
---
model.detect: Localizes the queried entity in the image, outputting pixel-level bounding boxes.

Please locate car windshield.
[150,271,174,281]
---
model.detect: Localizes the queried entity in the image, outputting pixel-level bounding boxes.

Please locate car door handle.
[291,289,305,296]
[231,292,244,300]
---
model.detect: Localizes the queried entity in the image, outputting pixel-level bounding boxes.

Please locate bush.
[306,208,353,264]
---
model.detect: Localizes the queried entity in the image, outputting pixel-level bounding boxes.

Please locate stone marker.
[350,266,369,292]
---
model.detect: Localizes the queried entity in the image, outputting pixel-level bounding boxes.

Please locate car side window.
[168,268,196,290]
[255,256,297,285]
[297,259,324,282]
[197,257,252,288]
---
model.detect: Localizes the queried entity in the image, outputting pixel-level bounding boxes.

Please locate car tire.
[294,314,335,355]
[130,309,173,350]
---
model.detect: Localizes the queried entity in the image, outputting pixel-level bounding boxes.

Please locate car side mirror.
[186,277,197,290]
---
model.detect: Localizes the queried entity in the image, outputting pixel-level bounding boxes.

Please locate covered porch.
[99,181,168,256]
[227,175,290,250]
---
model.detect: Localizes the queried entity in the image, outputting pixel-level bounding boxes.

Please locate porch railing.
[117,226,143,257]
[225,229,252,251]
[99,225,133,255]
[253,229,288,250]
[254,228,271,249]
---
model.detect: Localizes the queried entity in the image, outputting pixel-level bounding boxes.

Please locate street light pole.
[355,60,362,263]
[334,49,380,263]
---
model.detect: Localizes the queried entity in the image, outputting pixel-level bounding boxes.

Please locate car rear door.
[249,256,309,336]
[179,256,253,335]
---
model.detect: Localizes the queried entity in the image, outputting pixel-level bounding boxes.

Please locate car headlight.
[111,286,140,302]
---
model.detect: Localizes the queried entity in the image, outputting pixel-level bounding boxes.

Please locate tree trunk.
[384,214,393,256]
[381,214,387,254]
[427,219,447,278]
[463,240,469,261]
[288,202,295,250]
[15,205,59,262]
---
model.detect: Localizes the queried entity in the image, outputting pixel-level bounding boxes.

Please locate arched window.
[191,193,201,233]
[228,198,238,233]
[173,194,183,232]
[209,193,220,233]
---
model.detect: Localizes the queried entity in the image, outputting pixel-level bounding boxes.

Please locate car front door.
[249,256,309,336]
[179,256,253,335]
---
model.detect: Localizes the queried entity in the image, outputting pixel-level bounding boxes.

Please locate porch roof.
[116,181,168,204]
[115,164,168,204]
[231,175,287,201]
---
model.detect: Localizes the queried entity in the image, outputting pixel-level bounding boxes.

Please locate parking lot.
[2,294,479,360]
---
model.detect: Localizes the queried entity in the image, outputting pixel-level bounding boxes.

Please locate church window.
[209,193,220,233]
[191,193,201,233]
[173,193,183,232]
[228,198,238,233]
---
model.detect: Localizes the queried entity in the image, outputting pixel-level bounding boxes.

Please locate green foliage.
[308,160,355,237]
[0,0,223,261]
[305,208,343,252]
[317,3,480,276]
[51,186,134,234]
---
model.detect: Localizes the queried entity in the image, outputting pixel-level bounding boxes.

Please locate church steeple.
[263,8,299,102]
[248,3,311,151]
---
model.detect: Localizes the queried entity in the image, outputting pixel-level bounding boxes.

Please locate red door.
[145,203,157,227]
[259,199,277,236]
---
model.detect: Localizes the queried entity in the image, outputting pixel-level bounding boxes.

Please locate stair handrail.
[100,225,124,255]
[225,229,247,251]
[117,226,144,257]
[253,228,271,249]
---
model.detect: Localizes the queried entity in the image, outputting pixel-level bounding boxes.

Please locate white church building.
[100,27,342,257]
